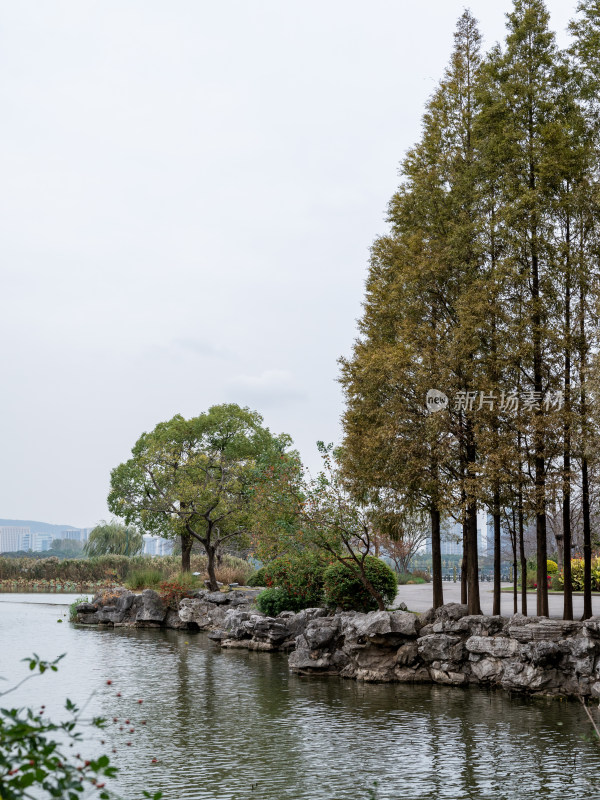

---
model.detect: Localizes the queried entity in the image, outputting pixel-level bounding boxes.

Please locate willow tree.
[108,404,292,588]
[84,520,144,556]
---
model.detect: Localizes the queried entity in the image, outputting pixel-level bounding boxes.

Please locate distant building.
[37,533,54,551]
[143,535,173,556]
[0,526,30,552]
[425,510,488,557]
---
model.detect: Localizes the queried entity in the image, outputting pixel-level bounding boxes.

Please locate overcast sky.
[0,0,576,527]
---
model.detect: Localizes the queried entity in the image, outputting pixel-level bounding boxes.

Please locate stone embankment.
[75,589,600,698]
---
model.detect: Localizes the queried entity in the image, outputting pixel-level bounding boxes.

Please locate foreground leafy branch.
[0,655,162,800]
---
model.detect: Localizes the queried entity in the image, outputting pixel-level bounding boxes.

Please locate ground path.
[395,581,600,619]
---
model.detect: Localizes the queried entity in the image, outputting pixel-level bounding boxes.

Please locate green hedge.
[323,557,398,612]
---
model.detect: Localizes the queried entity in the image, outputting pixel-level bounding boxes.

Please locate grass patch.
[397,573,427,585]
[125,568,165,590]
[69,596,91,621]
[0,553,255,588]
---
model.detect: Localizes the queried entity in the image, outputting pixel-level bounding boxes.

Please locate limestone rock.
[396,642,419,666]
[418,634,464,664]
[466,636,519,658]
[434,603,469,623]
[507,619,581,643]
[135,589,167,624]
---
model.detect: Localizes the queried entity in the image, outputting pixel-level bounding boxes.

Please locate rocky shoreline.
[74,588,600,698]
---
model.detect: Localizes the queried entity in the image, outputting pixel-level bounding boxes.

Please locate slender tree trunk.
[431,507,444,609]
[464,424,480,615]
[536,510,548,616]
[512,517,518,616]
[555,531,564,572]
[181,532,193,573]
[206,544,220,592]
[528,121,548,617]
[580,278,593,620]
[518,488,527,617]
[493,490,501,615]
[461,519,468,605]
[466,499,481,615]
[563,216,573,621]
[562,408,572,621]
[582,455,592,619]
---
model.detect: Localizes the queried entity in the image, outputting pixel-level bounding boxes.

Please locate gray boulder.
[135,589,167,624]
[418,634,464,664]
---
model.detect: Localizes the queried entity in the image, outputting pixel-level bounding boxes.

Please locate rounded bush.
[323,556,398,612]
[263,553,327,609]
[547,559,558,574]
[256,587,298,616]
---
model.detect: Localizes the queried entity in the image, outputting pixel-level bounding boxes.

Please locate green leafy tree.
[292,443,399,611]
[107,404,293,589]
[84,521,143,557]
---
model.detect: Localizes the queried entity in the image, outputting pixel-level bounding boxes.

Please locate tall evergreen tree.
[341,11,485,615]
[476,0,561,616]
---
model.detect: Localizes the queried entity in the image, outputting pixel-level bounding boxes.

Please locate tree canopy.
[107,403,294,589]
[339,1,600,618]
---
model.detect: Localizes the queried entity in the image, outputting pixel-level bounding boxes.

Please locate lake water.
[1,593,599,800]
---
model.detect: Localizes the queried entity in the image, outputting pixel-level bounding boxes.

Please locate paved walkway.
[395,581,600,619]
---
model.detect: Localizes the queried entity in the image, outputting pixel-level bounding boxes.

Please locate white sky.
[0,0,575,527]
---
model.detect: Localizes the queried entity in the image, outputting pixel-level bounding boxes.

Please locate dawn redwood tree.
[341,11,487,614]
[476,0,563,616]
[108,404,292,589]
[569,0,600,618]
[338,233,453,609]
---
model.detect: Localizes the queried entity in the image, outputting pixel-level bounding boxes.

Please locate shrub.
[556,558,600,592]
[551,573,563,591]
[247,566,267,587]
[256,587,298,616]
[412,569,431,583]
[397,572,426,585]
[547,559,559,574]
[526,569,537,589]
[263,553,328,609]
[159,574,200,609]
[323,557,398,612]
